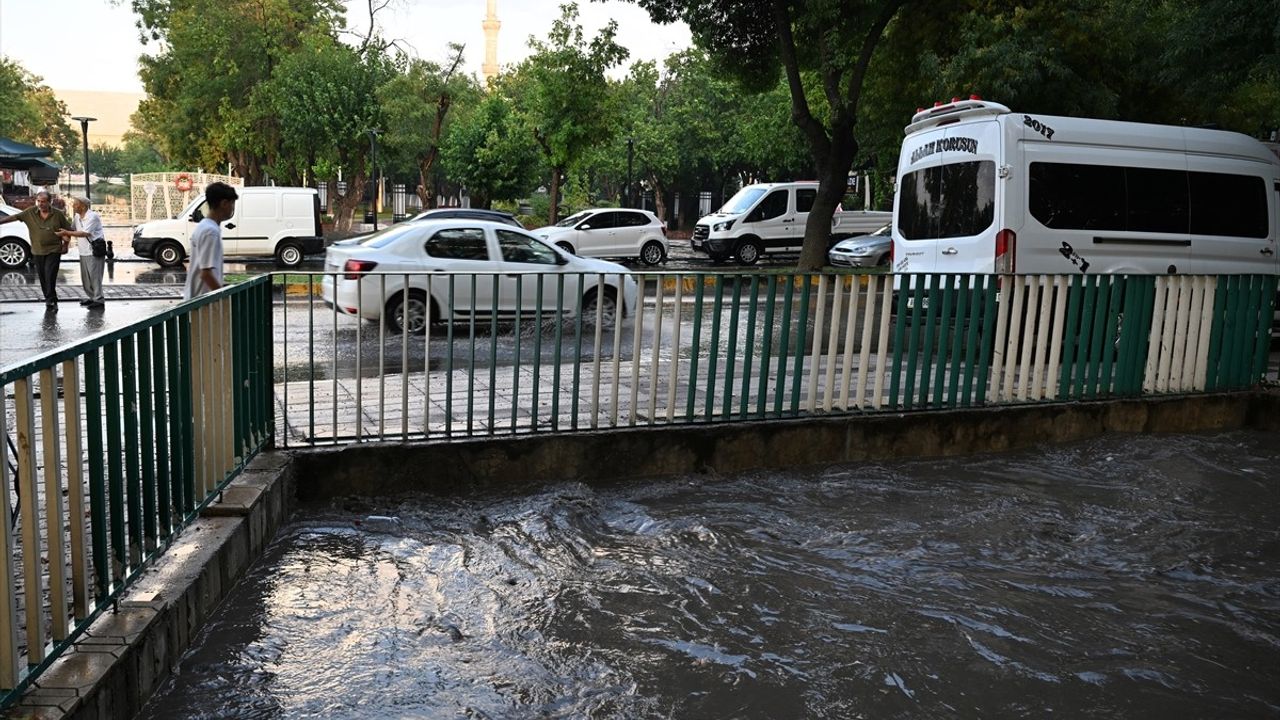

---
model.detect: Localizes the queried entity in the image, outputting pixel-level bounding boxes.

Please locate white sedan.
[0,203,33,269]
[320,219,638,334]
[534,208,668,266]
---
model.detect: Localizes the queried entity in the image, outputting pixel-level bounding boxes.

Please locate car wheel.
[386,290,431,334]
[734,239,762,265]
[876,253,890,267]
[156,240,184,268]
[0,237,30,269]
[582,286,619,326]
[556,241,575,255]
[275,241,304,268]
[639,240,665,266]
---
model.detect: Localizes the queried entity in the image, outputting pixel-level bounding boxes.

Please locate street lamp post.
[626,137,634,208]
[70,116,96,200]
[366,129,381,232]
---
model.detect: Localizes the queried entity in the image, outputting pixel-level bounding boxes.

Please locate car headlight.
[712,220,735,232]
[849,246,871,255]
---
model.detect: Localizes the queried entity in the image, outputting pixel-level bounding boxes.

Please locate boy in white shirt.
[183,182,239,300]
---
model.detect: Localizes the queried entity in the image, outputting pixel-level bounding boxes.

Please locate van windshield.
[897,161,995,240]
[719,187,767,215]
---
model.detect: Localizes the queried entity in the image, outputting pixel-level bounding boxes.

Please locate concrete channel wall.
[13,390,1280,718]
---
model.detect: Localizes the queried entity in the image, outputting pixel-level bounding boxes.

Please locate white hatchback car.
[0,203,33,269]
[320,220,638,334]
[534,208,668,266]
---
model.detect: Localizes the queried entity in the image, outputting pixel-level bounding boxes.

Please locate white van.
[132,186,323,268]
[891,99,1279,277]
[693,181,889,265]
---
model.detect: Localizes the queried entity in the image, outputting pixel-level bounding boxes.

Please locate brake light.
[995,229,1016,273]
[343,259,378,279]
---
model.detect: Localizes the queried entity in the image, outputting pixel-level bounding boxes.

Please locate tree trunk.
[327,170,367,232]
[548,167,563,225]
[648,173,667,226]
[797,128,856,272]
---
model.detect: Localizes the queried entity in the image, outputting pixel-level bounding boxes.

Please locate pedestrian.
[183,181,238,300]
[58,196,107,308]
[0,190,73,310]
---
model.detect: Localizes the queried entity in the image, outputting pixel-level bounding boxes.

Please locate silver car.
[828,223,891,268]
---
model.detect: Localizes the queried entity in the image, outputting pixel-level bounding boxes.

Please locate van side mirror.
[190,209,203,222]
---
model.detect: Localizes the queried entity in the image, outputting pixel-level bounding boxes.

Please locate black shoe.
[79,299,92,306]
[87,300,105,309]
[46,302,58,312]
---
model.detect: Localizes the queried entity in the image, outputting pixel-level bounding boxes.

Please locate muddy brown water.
[137,430,1280,719]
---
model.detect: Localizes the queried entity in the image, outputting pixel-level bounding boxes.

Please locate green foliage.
[132,0,344,179]
[118,133,171,174]
[0,57,78,162]
[440,93,540,207]
[378,47,481,194]
[513,2,629,222]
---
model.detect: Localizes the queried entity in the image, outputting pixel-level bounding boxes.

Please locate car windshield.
[555,212,591,228]
[358,223,422,248]
[719,187,767,215]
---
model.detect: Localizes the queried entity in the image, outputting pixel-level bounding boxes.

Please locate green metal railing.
[0,277,273,707]
[274,270,1277,445]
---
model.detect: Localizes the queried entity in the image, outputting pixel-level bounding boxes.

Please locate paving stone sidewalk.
[0,283,182,303]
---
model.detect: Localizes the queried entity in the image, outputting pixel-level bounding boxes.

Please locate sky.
[0,0,691,94]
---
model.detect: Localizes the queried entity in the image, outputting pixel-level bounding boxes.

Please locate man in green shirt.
[0,191,73,310]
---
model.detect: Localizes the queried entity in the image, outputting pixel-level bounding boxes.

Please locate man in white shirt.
[183,182,238,300]
[59,196,107,307]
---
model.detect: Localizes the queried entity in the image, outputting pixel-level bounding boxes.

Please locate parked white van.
[693,181,890,265]
[891,99,1279,277]
[133,186,323,268]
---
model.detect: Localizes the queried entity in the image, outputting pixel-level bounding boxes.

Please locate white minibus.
[892,99,1279,277]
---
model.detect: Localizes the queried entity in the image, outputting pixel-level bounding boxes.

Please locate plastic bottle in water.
[357,515,403,534]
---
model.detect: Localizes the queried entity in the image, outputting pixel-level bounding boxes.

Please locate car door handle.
[782,218,794,223]
[225,223,236,229]
[1261,247,1274,256]
[942,247,958,255]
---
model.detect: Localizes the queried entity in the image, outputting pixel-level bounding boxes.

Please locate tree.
[259,38,390,229]
[0,58,78,162]
[440,93,540,209]
[633,0,906,270]
[513,2,629,224]
[378,46,480,208]
[131,0,344,180]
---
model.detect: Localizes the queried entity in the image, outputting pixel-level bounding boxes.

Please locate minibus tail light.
[995,229,1016,273]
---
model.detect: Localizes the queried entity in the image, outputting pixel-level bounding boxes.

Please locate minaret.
[481,0,501,86]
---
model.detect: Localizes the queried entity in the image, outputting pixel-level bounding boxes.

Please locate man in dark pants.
[0,191,73,310]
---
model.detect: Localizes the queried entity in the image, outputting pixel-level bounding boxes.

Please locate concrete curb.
[11,453,294,719]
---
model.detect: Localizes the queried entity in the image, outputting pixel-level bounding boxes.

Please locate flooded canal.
[138,430,1280,719]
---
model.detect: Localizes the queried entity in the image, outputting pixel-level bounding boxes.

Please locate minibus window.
[1189,171,1268,238]
[1030,163,1125,231]
[897,160,995,240]
[1032,162,1268,238]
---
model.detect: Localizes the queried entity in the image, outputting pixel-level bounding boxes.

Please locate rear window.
[358,223,424,248]
[897,160,996,240]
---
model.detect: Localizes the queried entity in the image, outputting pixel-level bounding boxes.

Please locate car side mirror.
[556,252,570,265]
[190,209,203,222]
[579,223,592,230]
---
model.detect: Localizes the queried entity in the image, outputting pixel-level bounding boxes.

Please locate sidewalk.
[0,281,182,303]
